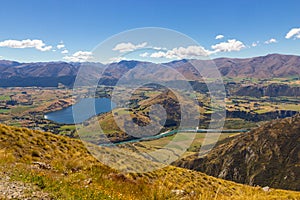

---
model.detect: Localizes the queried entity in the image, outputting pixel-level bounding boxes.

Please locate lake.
[44,98,116,124]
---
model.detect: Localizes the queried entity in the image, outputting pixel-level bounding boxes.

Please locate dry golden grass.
[0,124,299,199]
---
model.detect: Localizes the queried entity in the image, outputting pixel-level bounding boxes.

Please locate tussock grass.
[0,124,299,199]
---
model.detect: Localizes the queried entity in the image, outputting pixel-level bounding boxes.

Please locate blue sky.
[0,0,300,63]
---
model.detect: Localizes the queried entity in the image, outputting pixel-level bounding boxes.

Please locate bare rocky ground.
[0,172,51,200]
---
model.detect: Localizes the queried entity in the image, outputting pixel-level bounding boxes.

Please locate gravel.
[0,173,51,200]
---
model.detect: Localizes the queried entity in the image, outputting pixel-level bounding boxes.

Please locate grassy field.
[277,104,300,111]
[11,106,34,114]
[0,109,9,114]
[226,95,300,114]
[58,125,76,131]
[136,132,238,159]
[0,95,10,101]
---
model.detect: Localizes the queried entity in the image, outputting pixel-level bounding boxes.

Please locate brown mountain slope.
[1,54,300,87]
[174,114,300,191]
[213,54,300,78]
[0,62,78,78]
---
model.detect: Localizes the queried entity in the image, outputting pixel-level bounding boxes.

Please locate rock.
[107,173,127,181]
[84,178,92,185]
[171,189,185,195]
[262,186,270,192]
[32,162,51,170]
[107,173,136,184]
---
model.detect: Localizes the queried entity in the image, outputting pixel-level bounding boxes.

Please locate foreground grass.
[0,124,299,199]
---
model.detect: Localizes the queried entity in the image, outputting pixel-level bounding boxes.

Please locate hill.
[1,54,300,87]
[214,54,300,78]
[174,114,300,191]
[1,124,300,199]
[0,61,104,87]
[86,89,203,144]
[232,83,300,97]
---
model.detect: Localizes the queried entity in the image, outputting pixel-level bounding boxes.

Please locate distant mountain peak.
[1,53,300,87]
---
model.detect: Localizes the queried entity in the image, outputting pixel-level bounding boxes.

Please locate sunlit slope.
[0,124,300,199]
[175,114,300,191]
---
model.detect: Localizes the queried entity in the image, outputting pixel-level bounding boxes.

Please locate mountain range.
[0,54,300,87]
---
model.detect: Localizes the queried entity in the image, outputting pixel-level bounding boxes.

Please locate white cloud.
[170,46,212,58]
[150,45,212,59]
[285,28,300,39]
[63,51,93,62]
[211,39,246,52]
[251,41,259,47]
[264,38,277,44]
[0,39,52,51]
[215,34,224,40]
[112,42,147,53]
[114,38,246,60]
[61,49,69,54]
[40,46,52,51]
[150,51,168,58]
[57,43,65,49]
[152,46,165,50]
[149,40,246,59]
[139,52,149,57]
[0,56,3,59]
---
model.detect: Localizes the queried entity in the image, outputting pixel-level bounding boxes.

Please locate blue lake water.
[44,98,116,124]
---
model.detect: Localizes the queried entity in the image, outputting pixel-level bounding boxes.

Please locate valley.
[1,75,299,142]
[2,0,300,199]
[0,55,300,199]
